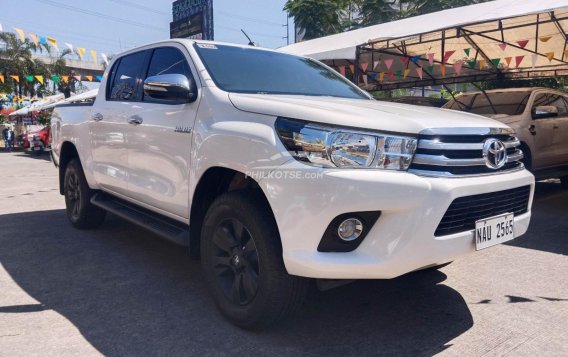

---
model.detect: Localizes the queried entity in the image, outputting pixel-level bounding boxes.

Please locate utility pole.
[283,16,290,45]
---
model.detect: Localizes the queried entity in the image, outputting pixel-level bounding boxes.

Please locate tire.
[561,176,568,189]
[201,191,307,329]
[64,159,106,229]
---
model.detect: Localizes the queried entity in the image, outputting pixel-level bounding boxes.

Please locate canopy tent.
[280,0,568,90]
[9,106,31,117]
[29,93,66,111]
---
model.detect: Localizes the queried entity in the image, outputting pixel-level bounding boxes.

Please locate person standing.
[7,128,14,152]
[2,128,8,152]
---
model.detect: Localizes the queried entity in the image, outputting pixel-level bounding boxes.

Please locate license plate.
[33,146,41,151]
[475,213,514,250]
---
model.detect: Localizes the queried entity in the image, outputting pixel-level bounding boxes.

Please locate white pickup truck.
[51,39,534,329]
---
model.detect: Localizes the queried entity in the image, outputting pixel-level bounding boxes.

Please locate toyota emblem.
[482,138,508,169]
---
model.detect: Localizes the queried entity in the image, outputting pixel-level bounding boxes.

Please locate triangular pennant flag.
[464,48,471,57]
[395,70,402,78]
[453,62,463,76]
[61,75,69,83]
[96,75,103,81]
[384,59,393,70]
[539,36,552,43]
[77,47,86,59]
[565,50,568,60]
[416,67,423,80]
[0,75,4,84]
[427,66,434,74]
[10,75,19,83]
[403,68,410,79]
[517,40,529,49]
[90,50,97,63]
[379,72,385,82]
[338,65,345,76]
[13,28,25,42]
[35,75,44,85]
[443,50,455,63]
[86,75,93,81]
[361,62,369,72]
[29,33,38,46]
[546,52,554,62]
[348,64,354,74]
[467,60,476,69]
[440,65,446,77]
[73,75,81,81]
[427,53,435,66]
[531,54,538,68]
[369,72,377,81]
[101,53,109,66]
[498,43,507,51]
[400,57,410,66]
[504,57,512,67]
[39,36,47,45]
[388,71,395,80]
[52,75,60,84]
[47,37,58,51]
[410,55,420,64]
[373,60,380,70]
[478,59,485,69]
[363,75,368,86]
[491,58,500,68]
[25,75,33,82]
[515,56,524,68]
[65,42,74,52]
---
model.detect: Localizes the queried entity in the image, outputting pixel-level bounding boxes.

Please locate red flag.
[453,62,463,76]
[361,62,369,72]
[384,59,394,70]
[349,64,355,74]
[517,40,529,49]
[400,57,410,65]
[388,71,395,79]
[498,43,507,51]
[416,67,423,80]
[443,50,455,63]
[427,53,435,66]
[515,56,524,68]
[338,65,345,76]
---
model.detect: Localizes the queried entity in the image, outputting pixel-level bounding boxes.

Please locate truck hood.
[228,94,510,134]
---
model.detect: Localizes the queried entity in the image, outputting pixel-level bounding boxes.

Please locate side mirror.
[143,74,197,103]
[532,105,558,119]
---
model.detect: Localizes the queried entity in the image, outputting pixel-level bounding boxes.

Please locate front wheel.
[64,159,106,229]
[201,191,307,329]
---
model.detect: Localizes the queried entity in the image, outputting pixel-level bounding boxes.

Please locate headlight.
[275,117,417,170]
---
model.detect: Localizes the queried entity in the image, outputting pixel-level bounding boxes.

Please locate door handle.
[553,125,559,129]
[128,115,143,125]
[529,125,536,136]
[91,113,103,121]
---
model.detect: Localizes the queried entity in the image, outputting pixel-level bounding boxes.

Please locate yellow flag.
[565,50,568,59]
[35,75,44,85]
[61,75,69,83]
[478,59,486,69]
[10,75,19,82]
[403,68,410,79]
[0,75,4,83]
[85,75,93,81]
[90,50,97,63]
[47,37,59,51]
[546,52,554,62]
[379,72,385,82]
[29,33,38,46]
[539,36,552,43]
[77,47,86,59]
[14,28,25,42]
[440,65,446,77]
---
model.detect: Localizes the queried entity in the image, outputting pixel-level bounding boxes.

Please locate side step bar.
[91,192,190,247]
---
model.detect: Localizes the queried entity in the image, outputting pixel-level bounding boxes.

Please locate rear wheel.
[201,191,307,329]
[64,159,106,229]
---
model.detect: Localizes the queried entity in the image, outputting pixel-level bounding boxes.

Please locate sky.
[0,0,291,58]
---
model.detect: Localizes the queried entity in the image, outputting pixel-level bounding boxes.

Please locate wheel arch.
[58,141,81,194]
[519,141,532,171]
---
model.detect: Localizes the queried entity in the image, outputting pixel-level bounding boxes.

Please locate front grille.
[435,185,530,236]
[409,132,524,177]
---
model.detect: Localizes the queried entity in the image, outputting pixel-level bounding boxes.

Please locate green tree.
[284,0,351,40]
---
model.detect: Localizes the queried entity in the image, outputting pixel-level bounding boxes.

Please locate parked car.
[443,87,568,187]
[51,40,534,329]
[22,126,50,150]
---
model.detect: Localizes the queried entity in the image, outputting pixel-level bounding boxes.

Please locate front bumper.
[259,161,534,279]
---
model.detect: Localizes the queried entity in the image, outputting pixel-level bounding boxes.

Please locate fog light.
[337,218,363,241]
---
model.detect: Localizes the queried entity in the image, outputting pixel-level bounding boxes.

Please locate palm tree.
[284,0,351,40]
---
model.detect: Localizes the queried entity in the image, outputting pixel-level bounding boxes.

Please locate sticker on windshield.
[197,43,217,49]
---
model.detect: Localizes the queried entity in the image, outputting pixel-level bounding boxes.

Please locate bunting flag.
[369,72,377,81]
[52,75,60,84]
[35,75,44,85]
[453,62,463,76]
[400,57,410,66]
[349,64,355,74]
[86,75,93,81]
[546,52,554,62]
[61,75,69,83]
[90,50,97,63]
[73,75,81,81]
[47,37,58,51]
[539,35,552,43]
[410,55,421,64]
[498,43,507,51]
[515,55,524,68]
[565,50,568,59]
[467,60,476,69]
[517,40,529,49]
[504,57,512,67]
[531,54,538,68]
[65,43,74,52]
[39,36,47,45]
[338,65,345,76]
[14,28,25,42]
[10,75,19,82]
[379,72,385,82]
[384,59,393,70]
[373,60,380,70]
[0,75,4,84]
[491,58,501,67]
[440,65,446,77]
[427,53,435,66]
[388,71,395,80]
[395,70,402,78]
[101,53,109,66]
[464,48,471,57]
[416,67,423,80]
[29,33,38,46]
[478,59,485,69]
[361,62,369,72]
[443,50,455,63]
[403,68,410,78]
[426,66,434,74]
[363,74,368,86]
[77,47,86,59]
[25,75,33,82]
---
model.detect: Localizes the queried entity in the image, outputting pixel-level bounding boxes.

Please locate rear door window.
[108,50,148,101]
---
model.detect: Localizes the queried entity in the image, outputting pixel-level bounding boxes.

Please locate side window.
[532,93,568,116]
[145,47,193,80]
[108,51,148,101]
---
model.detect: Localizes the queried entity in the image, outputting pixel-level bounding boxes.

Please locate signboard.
[171,0,214,40]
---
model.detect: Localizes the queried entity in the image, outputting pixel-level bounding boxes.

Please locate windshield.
[194,43,369,100]
[445,91,531,116]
